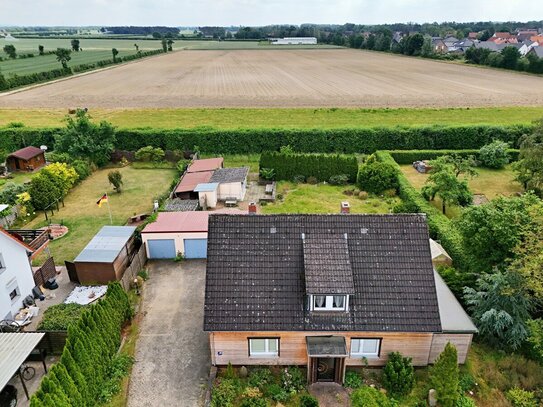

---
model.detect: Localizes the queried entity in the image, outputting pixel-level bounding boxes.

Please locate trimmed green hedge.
[37,303,85,331]
[260,151,358,182]
[0,124,533,155]
[375,151,469,271]
[389,149,519,165]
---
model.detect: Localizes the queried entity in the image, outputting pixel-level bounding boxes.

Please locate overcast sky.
[1,0,540,27]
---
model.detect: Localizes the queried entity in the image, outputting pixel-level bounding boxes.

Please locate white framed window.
[249,338,279,357]
[350,338,381,357]
[313,295,347,311]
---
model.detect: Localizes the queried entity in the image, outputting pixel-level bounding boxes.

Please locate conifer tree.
[429,342,459,407]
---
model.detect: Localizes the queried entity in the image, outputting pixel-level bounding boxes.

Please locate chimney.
[248,202,257,215]
[341,201,350,214]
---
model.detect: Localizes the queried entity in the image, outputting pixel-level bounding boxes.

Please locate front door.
[316,358,336,382]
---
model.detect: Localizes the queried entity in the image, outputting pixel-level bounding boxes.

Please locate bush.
[248,368,273,388]
[344,370,363,389]
[260,151,358,183]
[0,182,27,205]
[506,388,538,407]
[479,140,510,169]
[329,174,350,185]
[264,383,290,402]
[358,191,369,200]
[382,352,415,397]
[307,176,318,185]
[458,372,476,393]
[292,174,306,183]
[281,366,305,393]
[300,393,319,407]
[176,159,190,174]
[525,319,543,364]
[37,304,86,331]
[240,397,267,407]
[351,386,395,407]
[456,394,477,407]
[211,379,238,407]
[71,159,92,181]
[135,146,165,162]
[357,161,399,194]
[259,167,275,181]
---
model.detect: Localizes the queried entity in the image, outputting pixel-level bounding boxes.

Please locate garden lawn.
[399,164,523,217]
[201,153,260,174]
[0,169,41,189]
[24,165,176,263]
[261,182,400,214]
[0,106,541,129]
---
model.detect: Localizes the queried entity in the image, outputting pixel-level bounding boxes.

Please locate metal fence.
[120,244,147,291]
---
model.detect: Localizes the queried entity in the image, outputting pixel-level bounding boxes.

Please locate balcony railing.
[6,229,50,252]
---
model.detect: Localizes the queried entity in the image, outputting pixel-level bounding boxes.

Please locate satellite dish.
[40,145,48,151]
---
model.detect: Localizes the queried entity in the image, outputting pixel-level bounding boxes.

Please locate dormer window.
[311,295,348,312]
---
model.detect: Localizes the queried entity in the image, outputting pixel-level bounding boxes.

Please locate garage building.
[142,209,245,259]
[209,167,249,202]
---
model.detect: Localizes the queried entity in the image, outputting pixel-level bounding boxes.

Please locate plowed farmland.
[2,49,543,108]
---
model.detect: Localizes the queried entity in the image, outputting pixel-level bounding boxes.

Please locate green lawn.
[261,182,399,214]
[201,153,260,174]
[24,165,176,263]
[399,164,523,217]
[0,170,41,189]
[1,106,541,129]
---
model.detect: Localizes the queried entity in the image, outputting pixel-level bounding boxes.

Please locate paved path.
[127,260,210,407]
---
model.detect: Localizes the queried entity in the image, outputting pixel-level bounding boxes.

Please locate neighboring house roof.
[0,227,34,253]
[175,171,214,193]
[210,167,249,184]
[187,158,224,173]
[429,238,452,263]
[194,183,219,192]
[142,209,245,234]
[164,199,199,212]
[7,146,44,161]
[74,226,136,263]
[475,41,500,51]
[204,214,444,333]
[529,46,543,57]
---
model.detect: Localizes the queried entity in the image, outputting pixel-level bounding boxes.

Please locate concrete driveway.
[128,260,210,407]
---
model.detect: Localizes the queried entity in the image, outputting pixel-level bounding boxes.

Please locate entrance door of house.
[316,358,336,382]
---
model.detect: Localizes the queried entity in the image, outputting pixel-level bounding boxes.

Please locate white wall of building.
[0,233,35,320]
[142,231,208,258]
[217,182,246,201]
[198,190,218,209]
[272,37,317,45]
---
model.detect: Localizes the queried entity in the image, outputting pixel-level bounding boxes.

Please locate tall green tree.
[161,38,168,52]
[167,39,174,51]
[108,170,123,193]
[429,343,459,407]
[501,46,520,69]
[70,39,80,52]
[54,110,116,166]
[38,45,45,55]
[112,48,119,62]
[464,271,532,350]
[422,166,472,214]
[382,352,415,397]
[54,48,72,69]
[3,44,17,59]
[29,172,62,211]
[456,194,539,272]
[514,119,543,195]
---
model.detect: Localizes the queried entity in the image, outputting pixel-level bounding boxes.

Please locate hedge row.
[259,151,358,182]
[375,151,469,271]
[388,149,520,164]
[0,124,533,155]
[30,282,132,407]
[0,49,164,92]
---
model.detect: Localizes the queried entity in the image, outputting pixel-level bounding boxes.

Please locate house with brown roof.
[489,32,518,44]
[204,214,477,384]
[6,147,46,173]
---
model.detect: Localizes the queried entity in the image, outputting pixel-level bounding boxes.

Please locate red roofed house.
[530,35,543,46]
[489,32,518,44]
[6,146,46,173]
[141,209,243,259]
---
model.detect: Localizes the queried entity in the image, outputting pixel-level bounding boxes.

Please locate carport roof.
[0,332,45,393]
[74,226,136,263]
[175,171,214,193]
[194,183,219,192]
[187,158,224,173]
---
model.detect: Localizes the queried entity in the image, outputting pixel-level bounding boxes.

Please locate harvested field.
[1,49,543,108]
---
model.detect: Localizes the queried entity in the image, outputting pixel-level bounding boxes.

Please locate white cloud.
[0,0,540,26]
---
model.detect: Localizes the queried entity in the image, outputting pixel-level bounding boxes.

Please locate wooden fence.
[33,257,57,287]
[120,244,147,291]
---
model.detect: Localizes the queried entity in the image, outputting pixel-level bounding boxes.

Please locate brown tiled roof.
[175,171,213,193]
[204,214,442,333]
[187,158,224,173]
[8,146,44,161]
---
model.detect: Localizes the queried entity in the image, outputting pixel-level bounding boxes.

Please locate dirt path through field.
[1,49,543,108]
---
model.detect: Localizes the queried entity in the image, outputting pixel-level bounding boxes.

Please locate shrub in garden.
[259,167,275,181]
[292,174,306,183]
[525,319,543,364]
[281,366,305,393]
[479,140,510,169]
[307,176,318,185]
[358,191,369,200]
[211,379,238,407]
[248,367,273,388]
[135,146,165,162]
[71,159,92,181]
[264,383,290,402]
[329,174,350,185]
[382,352,415,397]
[351,386,395,407]
[37,303,85,331]
[344,370,363,389]
[456,394,477,407]
[429,342,459,407]
[357,161,399,194]
[176,159,190,174]
[506,388,538,407]
[240,397,267,407]
[108,170,123,193]
[44,163,79,195]
[300,393,319,407]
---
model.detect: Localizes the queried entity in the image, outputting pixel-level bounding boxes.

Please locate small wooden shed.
[6,146,46,172]
[73,226,137,285]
